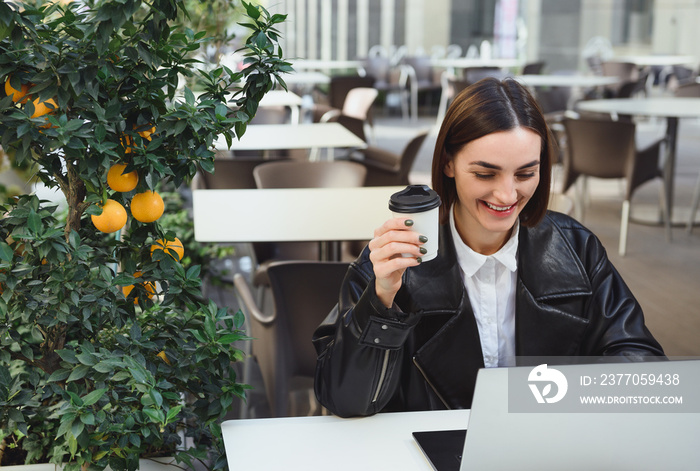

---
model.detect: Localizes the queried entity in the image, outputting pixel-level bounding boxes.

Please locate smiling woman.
[312,77,665,419]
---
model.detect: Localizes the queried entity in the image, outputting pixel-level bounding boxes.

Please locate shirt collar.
[449,204,519,277]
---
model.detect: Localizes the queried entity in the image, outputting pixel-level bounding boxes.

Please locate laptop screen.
[414,359,700,471]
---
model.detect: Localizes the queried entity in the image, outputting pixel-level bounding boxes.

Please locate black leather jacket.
[313,211,664,418]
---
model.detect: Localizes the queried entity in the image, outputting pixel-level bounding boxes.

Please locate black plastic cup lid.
[389,185,441,213]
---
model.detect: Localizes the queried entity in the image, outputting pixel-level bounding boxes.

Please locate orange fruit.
[135,124,155,141]
[130,190,164,223]
[107,163,139,192]
[121,135,135,154]
[150,237,184,261]
[91,199,127,233]
[123,271,155,303]
[30,97,57,119]
[5,76,30,104]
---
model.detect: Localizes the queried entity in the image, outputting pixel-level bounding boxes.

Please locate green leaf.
[204,314,216,340]
[0,242,12,261]
[166,404,182,423]
[67,364,90,382]
[82,388,108,406]
[48,369,72,382]
[8,408,24,423]
[27,209,42,234]
[143,408,165,424]
[76,352,98,366]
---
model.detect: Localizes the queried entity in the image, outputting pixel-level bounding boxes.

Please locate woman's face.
[444,127,541,255]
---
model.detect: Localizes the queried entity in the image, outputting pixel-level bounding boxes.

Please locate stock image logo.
[528,364,568,404]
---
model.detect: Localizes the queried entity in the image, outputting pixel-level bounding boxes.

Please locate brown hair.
[431,77,555,227]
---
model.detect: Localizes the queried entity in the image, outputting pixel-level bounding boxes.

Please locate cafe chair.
[402,55,443,121]
[233,260,350,417]
[314,87,379,143]
[191,155,281,191]
[562,117,670,256]
[349,130,429,187]
[253,160,367,189]
[522,61,546,75]
[325,74,376,109]
[600,61,639,98]
[673,82,700,98]
[436,72,471,122]
[359,55,411,120]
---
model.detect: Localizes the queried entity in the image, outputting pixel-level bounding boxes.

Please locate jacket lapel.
[516,213,593,356]
[410,226,485,409]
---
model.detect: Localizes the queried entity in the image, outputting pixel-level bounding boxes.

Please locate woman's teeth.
[484,201,514,211]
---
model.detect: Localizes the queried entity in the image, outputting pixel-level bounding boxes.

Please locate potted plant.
[0,0,290,469]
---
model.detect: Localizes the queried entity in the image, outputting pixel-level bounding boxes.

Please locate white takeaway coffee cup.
[389,185,442,262]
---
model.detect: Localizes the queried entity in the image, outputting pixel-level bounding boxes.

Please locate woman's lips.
[481,200,517,215]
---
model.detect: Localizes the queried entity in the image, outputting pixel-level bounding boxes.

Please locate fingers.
[369,217,430,308]
[368,217,430,300]
[369,218,428,258]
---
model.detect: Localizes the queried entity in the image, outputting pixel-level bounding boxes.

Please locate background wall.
[267,0,699,71]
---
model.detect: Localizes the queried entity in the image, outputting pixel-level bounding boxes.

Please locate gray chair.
[253,160,367,189]
[600,61,640,98]
[562,117,670,256]
[233,260,350,417]
[360,56,411,119]
[313,87,379,143]
[522,61,546,75]
[349,130,429,187]
[402,55,443,121]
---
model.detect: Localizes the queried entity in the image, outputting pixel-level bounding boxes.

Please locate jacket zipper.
[371,350,390,403]
[412,357,450,409]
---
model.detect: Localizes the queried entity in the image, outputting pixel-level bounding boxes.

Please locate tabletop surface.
[221,409,471,471]
[291,59,363,70]
[515,74,619,87]
[257,89,303,107]
[193,186,402,242]
[576,97,700,117]
[214,122,367,151]
[283,70,331,85]
[612,54,698,66]
[432,57,525,69]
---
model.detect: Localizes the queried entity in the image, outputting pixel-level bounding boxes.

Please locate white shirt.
[449,206,518,368]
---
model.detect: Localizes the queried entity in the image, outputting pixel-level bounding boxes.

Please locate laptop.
[414,359,700,471]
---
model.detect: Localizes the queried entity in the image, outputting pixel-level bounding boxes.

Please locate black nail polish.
[405,219,414,227]
[416,257,422,263]
[419,235,428,243]
[419,247,427,254]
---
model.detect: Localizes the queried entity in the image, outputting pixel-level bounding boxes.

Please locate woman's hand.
[368,217,428,308]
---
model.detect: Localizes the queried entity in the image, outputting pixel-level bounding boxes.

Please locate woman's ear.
[444,159,455,178]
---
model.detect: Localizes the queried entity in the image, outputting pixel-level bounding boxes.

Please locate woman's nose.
[493,177,517,202]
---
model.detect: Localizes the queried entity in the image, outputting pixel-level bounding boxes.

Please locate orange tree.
[0,0,290,469]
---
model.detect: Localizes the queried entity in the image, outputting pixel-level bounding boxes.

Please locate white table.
[214,122,367,160]
[613,54,697,67]
[291,59,363,71]
[515,74,619,88]
[193,186,400,243]
[221,409,470,471]
[283,71,331,86]
[257,90,303,124]
[576,97,700,224]
[431,57,525,70]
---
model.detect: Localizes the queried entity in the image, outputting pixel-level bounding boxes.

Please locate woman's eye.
[517,173,536,180]
[474,173,494,180]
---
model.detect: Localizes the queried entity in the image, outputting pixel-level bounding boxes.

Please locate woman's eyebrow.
[469,159,540,170]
